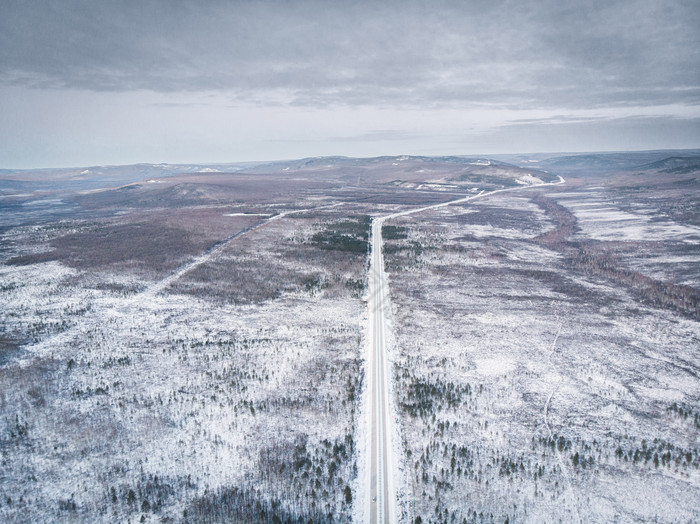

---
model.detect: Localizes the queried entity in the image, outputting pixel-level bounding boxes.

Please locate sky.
[1,0,699,168]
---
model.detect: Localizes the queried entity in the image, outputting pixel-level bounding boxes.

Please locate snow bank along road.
[365,177,565,523]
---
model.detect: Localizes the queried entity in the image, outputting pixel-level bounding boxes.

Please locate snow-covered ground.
[1,159,697,523]
[555,190,700,287]
[0,210,366,522]
[382,185,700,523]
[562,195,700,243]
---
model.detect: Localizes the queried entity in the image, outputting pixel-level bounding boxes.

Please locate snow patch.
[223,213,270,217]
[516,173,544,185]
[474,357,516,376]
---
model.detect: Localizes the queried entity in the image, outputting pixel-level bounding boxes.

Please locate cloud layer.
[2,0,699,109]
[1,0,699,167]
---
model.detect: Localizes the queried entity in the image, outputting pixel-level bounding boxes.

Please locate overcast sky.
[1,0,699,168]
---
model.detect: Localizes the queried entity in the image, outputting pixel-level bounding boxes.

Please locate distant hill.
[237,155,555,188]
[539,154,623,169]
[242,155,513,173]
[635,156,700,173]
[0,162,262,185]
[530,150,700,174]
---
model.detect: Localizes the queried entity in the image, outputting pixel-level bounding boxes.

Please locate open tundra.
[0,152,699,522]
[382,156,700,523]
[0,206,367,522]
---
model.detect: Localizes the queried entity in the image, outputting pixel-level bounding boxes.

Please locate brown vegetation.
[532,195,700,320]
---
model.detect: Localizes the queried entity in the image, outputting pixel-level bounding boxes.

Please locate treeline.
[668,402,700,428]
[185,485,333,523]
[532,196,700,320]
[613,438,699,470]
[310,215,371,254]
[531,195,579,246]
[382,225,409,240]
[569,247,700,319]
[244,434,355,523]
[399,376,472,418]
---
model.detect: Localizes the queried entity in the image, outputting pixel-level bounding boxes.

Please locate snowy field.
[383,184,700,523]
[0,203,368,522]
[1,155,698,522]
[556,189,700,287]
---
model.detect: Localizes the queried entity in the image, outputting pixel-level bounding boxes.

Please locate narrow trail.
[142,203,341,298]
[542,318,582,523]
[26,202,342,357]
[543,321,563,441]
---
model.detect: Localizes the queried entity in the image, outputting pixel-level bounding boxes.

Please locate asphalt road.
[368,217,396,523]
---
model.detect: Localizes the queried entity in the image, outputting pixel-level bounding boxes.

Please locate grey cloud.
[1,0,699,110]
[485,114,700,153]
[506,115,610,125]
[329,130,426,143]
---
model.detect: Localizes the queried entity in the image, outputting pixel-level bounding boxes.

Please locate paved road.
[368,217,396,523]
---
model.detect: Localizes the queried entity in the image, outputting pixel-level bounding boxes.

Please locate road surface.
[367,216,397,523]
